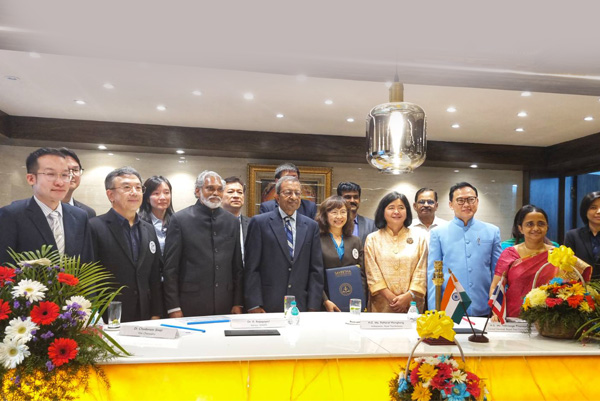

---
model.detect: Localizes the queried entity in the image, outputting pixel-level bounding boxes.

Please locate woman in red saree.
[491,205,591,318]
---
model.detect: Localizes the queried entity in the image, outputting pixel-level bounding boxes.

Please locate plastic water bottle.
[407,301,419,321]
[288,301,300,325]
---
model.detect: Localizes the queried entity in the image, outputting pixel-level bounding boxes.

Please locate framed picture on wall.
[247,164,333,217]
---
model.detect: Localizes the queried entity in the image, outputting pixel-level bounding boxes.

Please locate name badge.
[352,248,359,259]
[149,241,157,254]
[119,325,178,339]
[230,318,287,328]
[360,319,411,329]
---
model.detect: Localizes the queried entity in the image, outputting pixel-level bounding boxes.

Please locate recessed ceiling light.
[454,170,460,173]
[521,91,532,97]
[107,153,114,156]
[135,158,140,161]
[243,93,254,100]
[515,128,524,132]
[276,113,284,118]
[74,99,86,105]
[103,83,114,89]
[176,149,185,154]
[5,75,19,81]
[179,156,185,160]
[584,116,594,121]
[29,52,40,58]
[98,145,107,150]
[451,124,460,129]
[192,90,202,96]
[346,118,355,123]
[156,105,166,111]
[517,111,528,117]
[178,160,185,164]
[447,107,457,113]
[470,164,478,168]
[324,99,333,105]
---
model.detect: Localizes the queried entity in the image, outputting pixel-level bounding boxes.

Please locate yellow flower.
[418,364,437,382]
[411,383,431,401]
[526,288,548,308]
[409,360,420,371]
[557,287,573,300]
[522,298,531,311]
[579,302,592,313]
[571,282,585,296]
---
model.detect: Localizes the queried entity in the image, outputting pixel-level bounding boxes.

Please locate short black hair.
[274,163,300,179]
[449,182,478,202]
[580,191,600,225]
[512,204,549,242]
[104,166,143,190]
[26,148,65,173]
[139,176,174,226]
[58,147,82,169]
[337,182,361,197]
[414,187,437,203]
[374,192,412,229]
[224,176,246,193]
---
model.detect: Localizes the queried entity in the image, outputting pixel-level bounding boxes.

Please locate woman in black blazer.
[316,196,365,312]
[564,191,600,279]
[138,176,174,256]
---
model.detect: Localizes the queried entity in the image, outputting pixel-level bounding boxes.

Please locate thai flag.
[488,276,506,324]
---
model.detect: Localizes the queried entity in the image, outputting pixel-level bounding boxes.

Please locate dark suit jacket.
[163,201,243,316]
[259,199,317,219]
[90,210,163,322]
[357,214,377,245]
[320,234,366,305]
[73,199,96,218]
[0,197,94,264]
[241,215,249,244]
[244,210,324,312]
[565,226,600,279]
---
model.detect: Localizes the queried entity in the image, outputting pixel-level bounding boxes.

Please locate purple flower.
[13,300,19,308]
[25,301,31,308]
[47,280,52,285]
[46,361,55,372]
[14,375,21,385]
[41,331,54,340]
[31,330,37,335]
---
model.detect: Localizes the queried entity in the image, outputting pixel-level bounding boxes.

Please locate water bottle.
[407,301,419,321]
[288,301,300,325]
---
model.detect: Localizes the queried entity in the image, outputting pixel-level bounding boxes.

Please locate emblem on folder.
[339,283,352,296]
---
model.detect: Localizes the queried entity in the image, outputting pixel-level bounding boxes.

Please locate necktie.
[284,216,294,259]
[49,211,65,254]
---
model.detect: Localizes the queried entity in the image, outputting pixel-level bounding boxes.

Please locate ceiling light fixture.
[451,124,460,129]
[584,116,594,121]
[515,128,524,132]
[470,164,478,168]
[176,150,185,154]
[74,100,86,105]
[179,157,185,160]
[5,76,19,81]
[446,107,457,113]
[366,73,427,174]
[324,99,333,105]
[346,118,355,123]
[98,145,107,150]
[454,170,460,173]
[156,105,166,111]
[243,93,254,100]
[107,153,114,156]
[517,111,528,117]
[192,90,202,96]
[103,83,114,89]
[276,113,284,118]
[521,91,532,97]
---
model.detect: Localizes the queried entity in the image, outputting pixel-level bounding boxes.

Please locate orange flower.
[31,301,60,325]
[48,338,78,367]
[566,295,584,308]
[58,273,79,286]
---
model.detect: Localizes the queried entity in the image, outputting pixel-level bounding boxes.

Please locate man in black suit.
[245,176,324,312]
[59,148,96,219]
[337,182,376,245]
[222,176,249,256]
[90,167,163,322]
[259,163,317,218]
[0,148,94,264]
[565,191,600,279]
[163,171,243,318]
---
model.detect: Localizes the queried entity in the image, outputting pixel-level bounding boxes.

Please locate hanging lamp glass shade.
[366,101,427,174]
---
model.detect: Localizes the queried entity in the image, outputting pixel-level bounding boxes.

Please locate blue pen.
[187,319,230,325]
[160,323,205,333]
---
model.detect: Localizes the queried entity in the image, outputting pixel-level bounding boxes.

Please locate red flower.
[58,273,79,286]
[436,363,453,379]
[48,338,78,367]
[0,266,16,287]
[410,365,420,385]
[545,297,564,307]
[567,295,584,308]
[0,299,11,320]
[31,301,60,325]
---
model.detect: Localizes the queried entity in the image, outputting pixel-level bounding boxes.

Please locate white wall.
[0,145,522,240]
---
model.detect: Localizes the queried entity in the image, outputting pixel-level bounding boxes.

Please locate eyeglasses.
[69,168,84,177]
[35,172,73,182]
[281,190,302,198]
[417,199,436,206]
[455,197,477,205]
[110,185,146,193]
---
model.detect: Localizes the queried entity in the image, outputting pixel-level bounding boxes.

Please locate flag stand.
[464,308,489,343]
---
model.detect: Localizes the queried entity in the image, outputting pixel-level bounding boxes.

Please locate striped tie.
[284,216,294,259]
[49,211,65,254]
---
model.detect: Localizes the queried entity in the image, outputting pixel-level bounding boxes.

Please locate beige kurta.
[364,226,428,312]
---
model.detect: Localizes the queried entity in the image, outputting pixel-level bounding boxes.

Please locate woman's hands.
[324,300,341,312]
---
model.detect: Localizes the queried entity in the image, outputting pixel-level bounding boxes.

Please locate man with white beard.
[163,171,243,317]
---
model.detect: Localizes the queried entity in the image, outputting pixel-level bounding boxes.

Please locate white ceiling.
[1,1,600,147]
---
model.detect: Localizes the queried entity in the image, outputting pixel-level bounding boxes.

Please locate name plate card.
[487,321,531,333]
[360,319,411,329]
[230,318,287,329]
[119,325,179,339]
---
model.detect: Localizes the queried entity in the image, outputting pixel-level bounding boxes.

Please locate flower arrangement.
[520,277,598,338]
[389,311,489,401]
[0,246,129,401]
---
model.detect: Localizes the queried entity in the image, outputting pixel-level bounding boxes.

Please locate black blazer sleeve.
[162,212,184,311]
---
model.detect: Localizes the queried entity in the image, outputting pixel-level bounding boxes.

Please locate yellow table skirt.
[79,356,600,401]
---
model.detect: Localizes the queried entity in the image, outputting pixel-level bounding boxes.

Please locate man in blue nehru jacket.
[427,182,502,316]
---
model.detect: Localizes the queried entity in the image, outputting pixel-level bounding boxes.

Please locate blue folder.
[325,265,366,312]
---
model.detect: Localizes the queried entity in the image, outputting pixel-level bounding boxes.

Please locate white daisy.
[0,337,31,369]
[65,295,92,318]
[449,359,459,369]
[451,369,467,383]
[5,317,38,344]
[11,279,47,302]
[424,356,439,366]
[17,258,52,268]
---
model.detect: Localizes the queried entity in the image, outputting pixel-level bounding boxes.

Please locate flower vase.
[534,321,577,339]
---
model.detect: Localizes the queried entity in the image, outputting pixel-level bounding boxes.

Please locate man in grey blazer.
[337,182,376,245]
[245,176,324,312]
[59,148,96,218]
[0,148,94,265]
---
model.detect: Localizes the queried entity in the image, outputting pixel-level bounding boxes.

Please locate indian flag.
[440,272,472,324]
